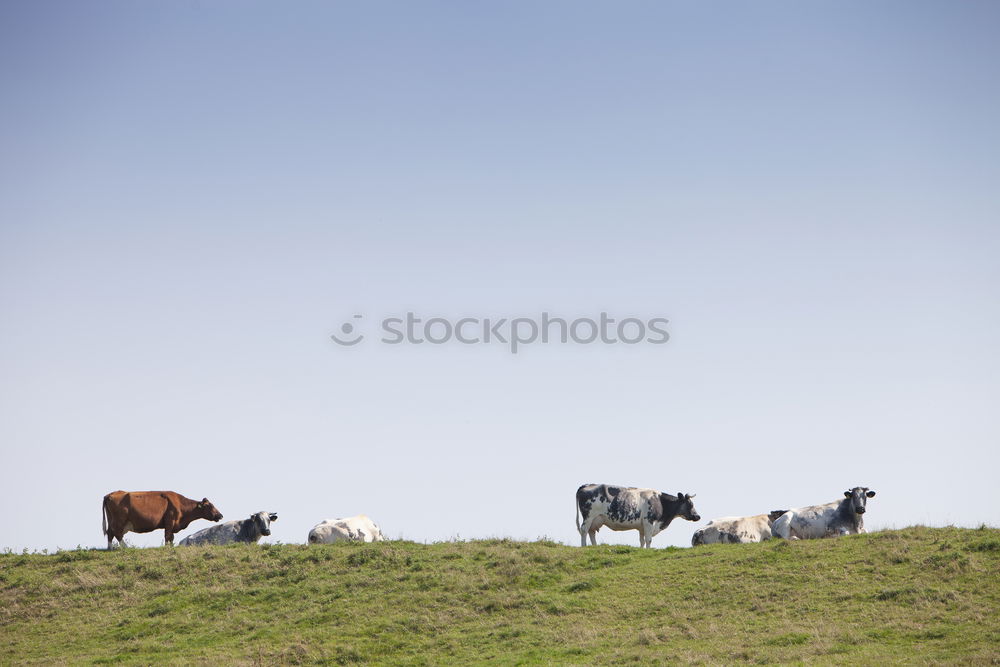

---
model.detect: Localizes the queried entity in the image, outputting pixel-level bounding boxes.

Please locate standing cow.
[178,511,278,546]
[691,510,787,546]
[772,487,876,540]
[307,515,384,544]
[102,490,223,548]
[575,484,700,548]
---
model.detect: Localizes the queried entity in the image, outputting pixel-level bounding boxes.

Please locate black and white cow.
[178,511,278,546]
[691,510,787,546]
[772,487,876,540]
[575,484,700,548]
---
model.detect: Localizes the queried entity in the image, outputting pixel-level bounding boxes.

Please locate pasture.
[2,526,998,664]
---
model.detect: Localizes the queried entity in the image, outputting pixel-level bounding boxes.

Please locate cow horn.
[688,494,696,499]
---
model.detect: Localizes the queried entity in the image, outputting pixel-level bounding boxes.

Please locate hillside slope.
[2,527,998,664]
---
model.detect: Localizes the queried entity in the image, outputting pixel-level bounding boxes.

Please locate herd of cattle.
[100,484,876,549]
[101,491,384,548]
[575,483,876,546]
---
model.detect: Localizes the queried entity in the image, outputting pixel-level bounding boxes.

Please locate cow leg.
[579,517,596,546]
[163,521,176,545]
[162,505,181,546]
[641,521,657,548]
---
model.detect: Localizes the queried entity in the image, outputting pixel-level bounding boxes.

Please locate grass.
[2,526,999,664]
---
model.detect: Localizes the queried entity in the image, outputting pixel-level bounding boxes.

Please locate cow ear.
[844,491,852,498]
[688,494,696,499]
[202,498,210,504]
[677,491,683,499]
[866,490,876,498]
[269,513,278,522]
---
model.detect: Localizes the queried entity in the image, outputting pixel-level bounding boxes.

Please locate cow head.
[197,498,224,522]
[768,509,788,524]
[252,511,277,537]
[843,487,876,514]
[676,492,700,522]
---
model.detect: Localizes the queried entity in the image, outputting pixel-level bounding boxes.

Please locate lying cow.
[308,515,384,544]
[691,510,787,546]
[772,487,876,540]
[102,490,223,548]
[575,483,700,548]
[178,511,278,546]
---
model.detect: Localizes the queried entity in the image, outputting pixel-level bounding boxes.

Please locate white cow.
[772,487,876,540]
[307,515,384,544]
[179,511,277,546]
[691,510,787,546]
[575,483,700,548]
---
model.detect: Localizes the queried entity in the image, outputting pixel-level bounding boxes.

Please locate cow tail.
[574,494,581,534]
[101,497,108,537]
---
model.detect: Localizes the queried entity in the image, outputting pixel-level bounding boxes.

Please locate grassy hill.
[2,526,998,664]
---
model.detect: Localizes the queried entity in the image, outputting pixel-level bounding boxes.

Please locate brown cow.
[102,490,223,548]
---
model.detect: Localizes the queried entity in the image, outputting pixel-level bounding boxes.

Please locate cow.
[772,487,876,540]
[575,484,700,548]
[691,510,788,546]
[178,511,278,546]
[307,515,384,544]
[102,490,223,548]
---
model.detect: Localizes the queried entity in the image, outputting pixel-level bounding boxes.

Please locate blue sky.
[1,2,998,550]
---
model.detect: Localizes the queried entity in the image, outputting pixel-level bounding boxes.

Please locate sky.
[1,1,998,551]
